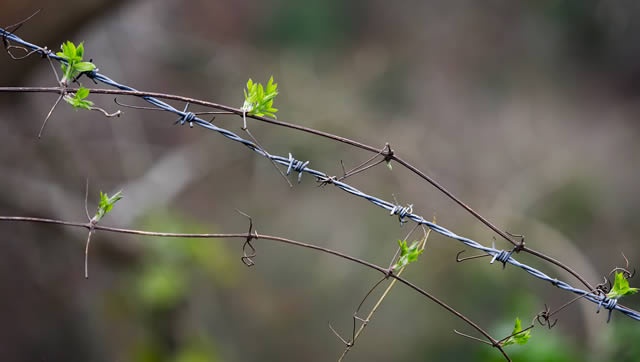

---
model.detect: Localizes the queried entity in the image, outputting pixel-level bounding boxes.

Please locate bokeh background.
[1,1,639,361]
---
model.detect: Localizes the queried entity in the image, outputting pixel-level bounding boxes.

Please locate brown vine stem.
[0,215,510,361]
[339,224,432,361]
[0,86,594,291]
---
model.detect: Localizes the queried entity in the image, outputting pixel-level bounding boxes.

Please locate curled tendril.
[237,210,258,267]
[535,304,558,329]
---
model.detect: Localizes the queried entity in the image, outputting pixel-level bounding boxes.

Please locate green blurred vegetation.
[527,179,599,239]
[609,318,640,361]
[258,0,363,50]
[475,330,580,362]
[104,210,238,361]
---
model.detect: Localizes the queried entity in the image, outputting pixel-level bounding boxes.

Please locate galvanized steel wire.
[2,28,638,322]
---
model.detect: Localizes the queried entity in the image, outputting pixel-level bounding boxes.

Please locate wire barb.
[596,298,618,323]
[286,153,310,183]
[175,103,196,127]
[390,203,413,225]
[490,249,514,269]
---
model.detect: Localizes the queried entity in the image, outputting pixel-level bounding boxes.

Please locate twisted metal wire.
[2,28,638,322]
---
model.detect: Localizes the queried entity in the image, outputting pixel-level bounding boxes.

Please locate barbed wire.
[0,20,605,292]
[1,27,638,324]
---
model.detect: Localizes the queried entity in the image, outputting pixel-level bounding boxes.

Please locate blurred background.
[1,0,639,361]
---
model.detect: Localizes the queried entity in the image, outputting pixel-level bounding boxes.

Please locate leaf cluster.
[607,271,638,300]
[392,239,424,270]
[241,76,279,118]
[502,318,531,347]
[94,190,122,222]
[56,41,96,85]
[64,87,94,110]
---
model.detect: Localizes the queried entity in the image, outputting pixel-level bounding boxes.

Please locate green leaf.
[64,87,94,110]
[266,76,275,92]
[94,190,123,222]
[75,42,84,58]
[503,318,531,347]
[392,239,424,270]
[76,87,90,99]
[62,41,75,59]
[74,62,96,72]
[64,96,93,110]
[68,41,76,57]
[386,161,393,170]
[607,271,639,300]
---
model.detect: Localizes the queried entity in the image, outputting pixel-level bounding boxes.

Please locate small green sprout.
[93,190,122,223]
[56,41,96,85]
[607,271,638,300]
[241,76,279,118]
[392,239,424,270]
[64,87,94,110]
[386,161,393,170]
[502,318,531,347]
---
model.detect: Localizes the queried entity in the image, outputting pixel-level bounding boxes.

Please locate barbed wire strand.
[0,28,638,322]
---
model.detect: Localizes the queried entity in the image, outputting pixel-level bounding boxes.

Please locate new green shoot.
[607,271,638,300]
[392,239,424,270]
[56,41,96,86]
[241,76,279,118]
[502,318,531,347]
[94,190,123,223]
[64,87,94,110]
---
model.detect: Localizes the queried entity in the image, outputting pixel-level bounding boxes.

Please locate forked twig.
[84,179,95,279]
[339,224,431,361]
[336,143,391,183]
[454,322,534,353]
[38,92,64,138]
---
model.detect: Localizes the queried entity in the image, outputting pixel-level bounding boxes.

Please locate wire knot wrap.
[85,69,97,79]
[390,204,413,225]
[490,249,514,269]
[286,153,310,183]
[176,111,196,127]
[597,297,618,323]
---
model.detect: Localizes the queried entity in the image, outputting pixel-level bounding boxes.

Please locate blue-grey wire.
[2,28,638,322]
